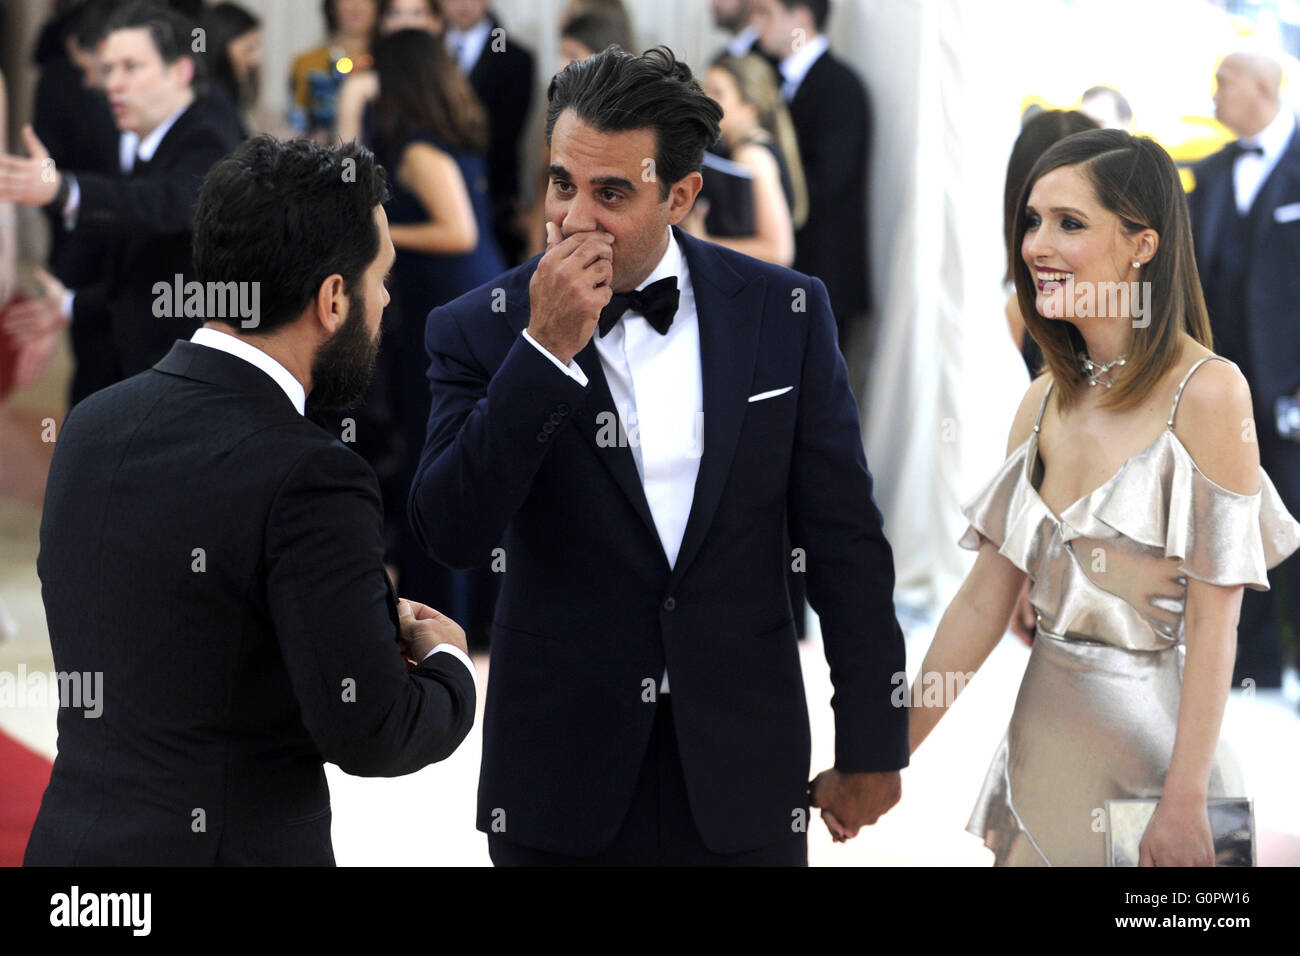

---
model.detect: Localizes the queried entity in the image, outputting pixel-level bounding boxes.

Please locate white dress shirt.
[445,18,493,74]
[727,24,763,57]
[778,34,829,102]
[1234,108,1296,215]
[524,229,702,692]
[188,328,476,680]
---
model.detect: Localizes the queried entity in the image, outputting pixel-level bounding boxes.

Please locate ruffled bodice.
[959,397,1300,653]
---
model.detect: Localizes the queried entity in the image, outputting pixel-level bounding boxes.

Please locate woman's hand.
[1139,793,1214,866]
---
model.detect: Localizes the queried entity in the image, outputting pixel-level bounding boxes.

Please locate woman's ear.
[1135,228,1159,266]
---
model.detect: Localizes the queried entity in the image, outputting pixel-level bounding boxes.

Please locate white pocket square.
[1275,202,1300,224]
[747,386,794,403]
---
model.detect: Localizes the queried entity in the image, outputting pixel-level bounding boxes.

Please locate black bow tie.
[598,277,680,337]
[1230,142,1264,159]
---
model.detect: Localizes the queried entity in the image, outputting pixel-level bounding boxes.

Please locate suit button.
[557,403,570,415]
[543,421,556,433]
[549,412,563,425]
[663,597,676,611]
[537,431,549,442]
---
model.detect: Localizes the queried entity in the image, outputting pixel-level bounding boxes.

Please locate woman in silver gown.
[907,130,1300,866]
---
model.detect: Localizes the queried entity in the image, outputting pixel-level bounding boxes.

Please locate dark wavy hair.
[192,136,389,334]
[373,28,487,155]
[545,46,722,201]
[1013,129,1213,411]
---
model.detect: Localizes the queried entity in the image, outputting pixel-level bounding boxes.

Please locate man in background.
[1188,51,1300,689]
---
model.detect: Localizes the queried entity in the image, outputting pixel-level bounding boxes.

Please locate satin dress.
[958,356,1300,866]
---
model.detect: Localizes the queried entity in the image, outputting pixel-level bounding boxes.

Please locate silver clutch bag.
[1105,798,1255,866]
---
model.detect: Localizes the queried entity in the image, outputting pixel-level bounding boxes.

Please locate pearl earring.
[1132,260,1141,269]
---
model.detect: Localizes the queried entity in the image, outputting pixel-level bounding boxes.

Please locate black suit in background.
[787,45,871,349]
[25,340,476,865]
[1188,120,1300,686]
[66,97,242,389]
[31,50,121,405]
[465,13,534,266]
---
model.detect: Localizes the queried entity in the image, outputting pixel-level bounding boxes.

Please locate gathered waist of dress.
[1035,624,1180,654]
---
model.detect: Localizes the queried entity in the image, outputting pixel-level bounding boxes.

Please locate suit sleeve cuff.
[421,643,476,685]
[522,328,589,387]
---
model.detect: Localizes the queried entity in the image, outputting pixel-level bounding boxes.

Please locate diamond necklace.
[1079,351,1127,388]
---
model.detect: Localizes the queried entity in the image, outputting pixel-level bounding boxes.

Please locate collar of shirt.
[190,327,307,415]
[633,227,690,307]
[120,101,192,173]
[445,19,492,73]
[727,24,762,57]
[1240,108,1296,163]
[779,34,829,101]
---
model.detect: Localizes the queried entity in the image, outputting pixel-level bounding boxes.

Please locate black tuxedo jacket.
[409,226,907,856]
[69,98,242,381]
[789,48,871,325]
[25,341,475,866]
[1188,124,1300,506]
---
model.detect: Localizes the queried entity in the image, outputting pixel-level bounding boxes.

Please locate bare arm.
[1140,359,1255,865]
[387,142,478,256]
[908,373,1049,752]
[334,70,378,144]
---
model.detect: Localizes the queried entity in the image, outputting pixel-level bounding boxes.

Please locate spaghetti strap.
[1032,378,1054,434]
[1168,355,1236,428]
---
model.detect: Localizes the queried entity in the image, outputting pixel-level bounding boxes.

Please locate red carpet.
[0,729,52,866]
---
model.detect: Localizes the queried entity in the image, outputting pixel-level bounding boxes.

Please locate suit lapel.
[1251,127,1300,246]
[503,259,665,558]
[668,228,765,587]
[1196,152,1235,270]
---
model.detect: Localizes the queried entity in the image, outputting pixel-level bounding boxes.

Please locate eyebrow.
[548,164,637,192]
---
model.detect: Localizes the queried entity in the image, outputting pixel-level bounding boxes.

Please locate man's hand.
[396,598,468,668]
[525,221,613,365]
[0,126,61,207]
[3,268,69,345]
[810,768,901,842]
[13,329,60,390]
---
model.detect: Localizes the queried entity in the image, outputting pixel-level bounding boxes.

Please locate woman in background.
[289,0,378,141]
[202,2,263,137]
[372,28,504,641]
[682,52,806,265]
[335,0,443,144]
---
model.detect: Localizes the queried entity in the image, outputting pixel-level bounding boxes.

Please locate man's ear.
[314,274,347,336]
[172,55,196,90]
[666,171,703,226]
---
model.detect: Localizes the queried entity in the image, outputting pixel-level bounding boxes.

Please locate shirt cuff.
[522,328,589,387]
[61,290,75,325]
[421,643,476,684]
[62,174,80,230]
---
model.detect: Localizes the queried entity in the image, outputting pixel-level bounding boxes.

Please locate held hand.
[396,599,468,669]
[1139,794,1214,866]
[3,268,69,345]
[809,768,902,841]
[0,126,60,207]
[525,221,613,365]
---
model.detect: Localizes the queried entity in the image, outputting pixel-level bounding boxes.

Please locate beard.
[305,287,382,413]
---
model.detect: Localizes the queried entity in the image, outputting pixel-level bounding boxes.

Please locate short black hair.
[779,0,830,32]
[104,1,207,94]
[545,46,722,201]
[192,136,390,335]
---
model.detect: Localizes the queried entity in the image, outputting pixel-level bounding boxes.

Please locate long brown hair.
[1013,129,1213,411]
[711,52,809,230]
[372,27,487,155]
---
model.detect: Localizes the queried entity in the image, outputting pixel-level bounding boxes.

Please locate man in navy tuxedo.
[1188,52,1300,689]
[410,46,907,865]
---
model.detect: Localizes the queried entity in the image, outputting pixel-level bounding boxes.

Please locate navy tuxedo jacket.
[1189,126,1300,419]
[410,226,907,855]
